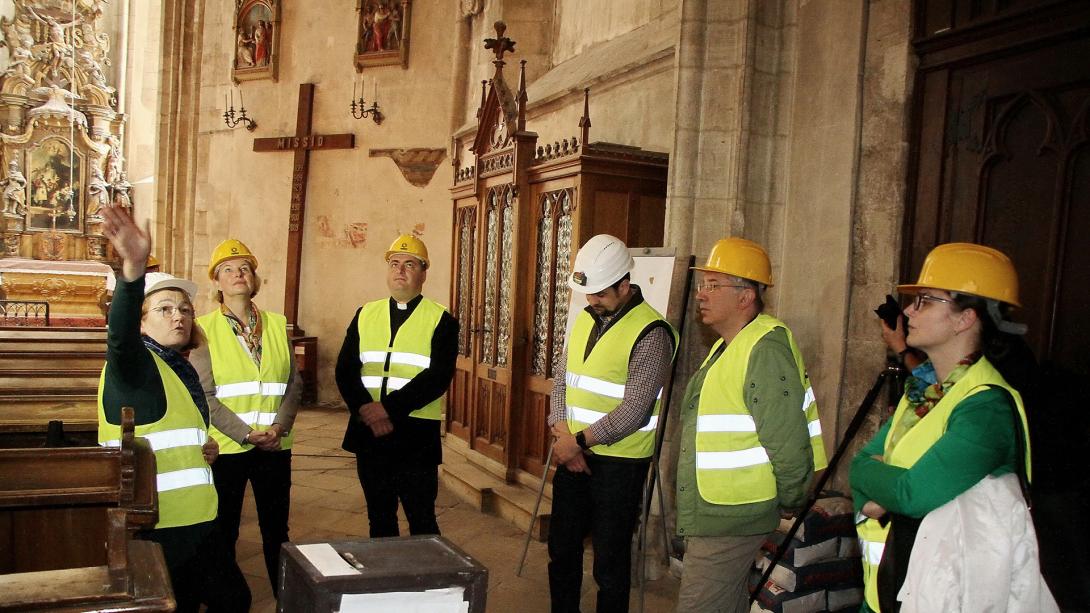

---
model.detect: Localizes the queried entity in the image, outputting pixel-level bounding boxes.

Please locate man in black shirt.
[335,234,458,537]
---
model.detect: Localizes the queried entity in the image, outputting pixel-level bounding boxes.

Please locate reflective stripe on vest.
[359,350,432,369]
[360,375,413,391]
[568,406,659,432]
[196,309,294,453]
[215,381,288,399]
[357,297,447,420]
[694,313,825,505]
[102,427,206,451]
[857,517,890,611]
[565,301,678,459]
[158,467,214,492]
[98,352,218,530]
[696,447,770,469]
[858,357,1032,610]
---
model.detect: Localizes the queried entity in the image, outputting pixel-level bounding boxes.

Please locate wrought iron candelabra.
[350,97,384,124]
[350,78,384,124]
[223,88,258,131]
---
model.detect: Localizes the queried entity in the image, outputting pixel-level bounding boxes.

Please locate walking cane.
[749,362,903,604]
[517,443,554,577]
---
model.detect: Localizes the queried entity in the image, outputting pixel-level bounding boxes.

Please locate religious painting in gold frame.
[232,0,281,83]
[354,0,411,70]
[25,137,83,234]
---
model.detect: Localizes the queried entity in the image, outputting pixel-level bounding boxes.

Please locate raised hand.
[101,205,151,281]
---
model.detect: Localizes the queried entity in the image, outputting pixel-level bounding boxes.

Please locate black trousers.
[548,456,650,613]
[212,447,292,594]
[159,524,251,613]
[355,452,440,537]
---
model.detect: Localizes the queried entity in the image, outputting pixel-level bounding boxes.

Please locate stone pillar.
[659,0,796,577]
[155,0,206,278]
[833,0,915,485]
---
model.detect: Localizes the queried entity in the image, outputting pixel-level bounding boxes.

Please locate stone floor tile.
[232,405,680,612]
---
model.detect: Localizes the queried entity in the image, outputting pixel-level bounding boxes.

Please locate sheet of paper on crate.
[340,587,468,613]
[296,543,361,577]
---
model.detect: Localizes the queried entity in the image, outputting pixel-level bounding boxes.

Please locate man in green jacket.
[675,237,821,613]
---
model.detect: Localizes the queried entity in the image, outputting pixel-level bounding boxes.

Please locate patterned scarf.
[142,335,210,426]
[221,302,262,367]
[888,352,980,450]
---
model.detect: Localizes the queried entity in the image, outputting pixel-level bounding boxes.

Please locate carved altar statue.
[0,0,129,324]
[85,165,108,221]
[1,160,28,216]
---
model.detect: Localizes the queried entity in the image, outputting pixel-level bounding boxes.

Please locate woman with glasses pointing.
[851,242,1056,612]
[97,205,250,612]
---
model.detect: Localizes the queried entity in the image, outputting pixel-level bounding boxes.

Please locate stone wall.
[156,0,458,401]
[153,0,916,478]
[660,0,914,498]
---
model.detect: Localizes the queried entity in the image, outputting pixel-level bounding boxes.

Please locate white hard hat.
[569,234,634,294]
[144,272,197,300]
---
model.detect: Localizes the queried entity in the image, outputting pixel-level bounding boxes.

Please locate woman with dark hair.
[850,242,1056,612]
[96,206,250,612]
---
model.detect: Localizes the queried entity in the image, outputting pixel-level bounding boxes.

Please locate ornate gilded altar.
[0,1,129,324]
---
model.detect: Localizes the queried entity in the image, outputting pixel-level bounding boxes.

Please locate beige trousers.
[677,533,769,613]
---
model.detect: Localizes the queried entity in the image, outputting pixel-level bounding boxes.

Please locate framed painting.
[355,0,411,70]
[26,137,83,233]
[232,0,281,83]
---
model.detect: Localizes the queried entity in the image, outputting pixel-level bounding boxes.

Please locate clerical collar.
[390,294,422,311]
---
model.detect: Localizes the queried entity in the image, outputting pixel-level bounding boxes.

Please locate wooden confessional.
[447,24,669,482]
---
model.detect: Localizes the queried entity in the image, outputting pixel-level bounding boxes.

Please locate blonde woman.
[190,238,299,595]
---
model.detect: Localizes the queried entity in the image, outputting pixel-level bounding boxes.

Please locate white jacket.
[898,473,1059,612]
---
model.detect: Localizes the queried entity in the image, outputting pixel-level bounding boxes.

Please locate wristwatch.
[575,431,589,450]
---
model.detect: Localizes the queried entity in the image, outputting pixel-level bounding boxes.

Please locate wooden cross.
[253,83,354,333]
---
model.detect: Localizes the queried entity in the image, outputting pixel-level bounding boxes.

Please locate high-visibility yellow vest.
[564,301,678,459]
[857,357,1031,612]
[197,309,293,454]
[357,297,446,420]
[98,352,218,529]
[694,314,826,505]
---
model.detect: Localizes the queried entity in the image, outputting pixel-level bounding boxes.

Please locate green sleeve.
[747,328,814,511]
[849,419,892,514]
[850,387,1017,518]
[100,276,168,427]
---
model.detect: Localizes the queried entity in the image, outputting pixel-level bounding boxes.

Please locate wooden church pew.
[0,408,172,611]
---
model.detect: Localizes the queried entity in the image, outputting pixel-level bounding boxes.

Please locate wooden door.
[517,184,577,476]
[462,182,519,465]
[448,198,477,442]
[906,0,1090,605]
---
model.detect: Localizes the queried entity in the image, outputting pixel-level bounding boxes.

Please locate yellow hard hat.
[208,239,258,280]
[692,237,774,287]
[897,242,1020,307]
[385,234,430,267]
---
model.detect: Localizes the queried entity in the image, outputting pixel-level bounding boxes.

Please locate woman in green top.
[850,243,1034,612]
[98,206,251,612]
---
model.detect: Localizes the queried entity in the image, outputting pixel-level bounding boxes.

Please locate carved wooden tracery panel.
[455,205,476,356]
[530,188,574,378]
[479,183,516,366]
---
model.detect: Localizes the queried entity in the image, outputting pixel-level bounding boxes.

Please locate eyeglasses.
[695,282,749,294]
[912,293,953,310]
[150,305,194,319]
[389,259,420,271]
